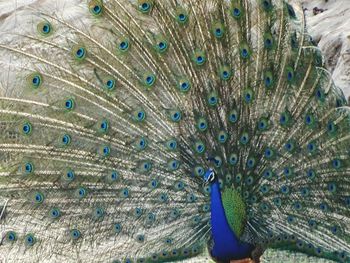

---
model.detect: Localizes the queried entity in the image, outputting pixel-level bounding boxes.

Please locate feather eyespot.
[37,21,53,36]
[89,0,103,16]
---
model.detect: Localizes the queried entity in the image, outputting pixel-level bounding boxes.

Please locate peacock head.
[203,169,216,184]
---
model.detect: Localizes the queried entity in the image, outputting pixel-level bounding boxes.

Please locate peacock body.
[0,0,349,262]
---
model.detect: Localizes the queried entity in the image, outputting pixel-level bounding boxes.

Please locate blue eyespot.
[197,56,204,64]
[118,40,129,52]
[134,207,143,218]
[328,182,337,193]
[327,121,337,135]
[331,225,339,234]
[70,229,81,240]
[94,207,105,219]
[168,159,180,171]
[6,231,17,242]
[246,157,256,168]
[43,25,50,33]
[300,187,310,197]
[315,247,323,255]
[140,161,152,173]
[105,79,116,90]
[25,234,36,246]
[166,138,177,150]
[149,179,158,189]
[242,176,252,187]
[218,131,228,143]
[265,38,272,48]
[76,187,87,198]
[75,47,86,59]
[99,119,109,133]
[65,99,75,110]
[34,192,44,204]
[139,2,152,13]
[244,89,254,104]
[229,153,238,166]
[305,114,315,126]
[146,212,156,224]
[159,193,168,202]
[101,146,111,156]
[293,202,302,210]
[241,48,248,58]
[157,41,168,53]
[192,215,201,225]
[194,166,205,177]
[279,112,290,126]
[228,110,239,123]
[37,22,52,36]
[319,202,328,211]
[65,170,75,181]
[262,0,272,10]
[283,167,293,177]
[260,184,269,194]
[107,171,118,182]
[263,168,273,179]
[135,137,147,151]
[49,208,61,219]
[114,223,122,233]
[264,147,274,159]
[178,79,191,92]
[273,197,282,207]
[121,188,129,198]
[260,202,270,212]
[32,75,41,87]
[281,185,290,194]
[332,158,342,169]
[308,219,317,228]
[62,134,71,145]
[24,162,34,174]
[22,122,32,135]
[175,181,184,191]
[232,7,241,17]
[306,169,316,180]
[193,51,206,65]
[315,88,325,102]
[170,110,182,122]
[215,28,223,38]
[284,140,295,152]
[240,132,249,145]
[221,70,231,80]
[307,141,317,154]
[194,141,205,154]
[134,109,146,122]
[197,118,208,131]
[144,74,156,86]
[90,4,102,16]
[137,234,145,243]
[93,5,101,14]
[178,13,187,23]
[213,24,225,39]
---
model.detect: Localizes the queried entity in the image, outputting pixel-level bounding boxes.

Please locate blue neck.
[210,180,254,261]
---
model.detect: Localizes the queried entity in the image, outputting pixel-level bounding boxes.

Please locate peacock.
[0,0,349,262]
